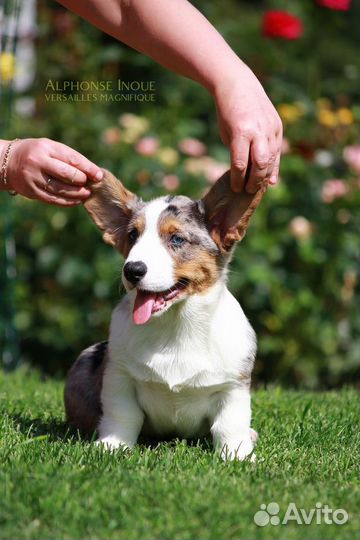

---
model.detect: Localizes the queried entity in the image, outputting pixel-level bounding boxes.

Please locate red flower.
[263,11,304,40]
[316,0,351,10]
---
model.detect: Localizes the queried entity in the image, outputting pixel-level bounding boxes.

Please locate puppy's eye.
[128,228,139,243]
[170,233,185,247]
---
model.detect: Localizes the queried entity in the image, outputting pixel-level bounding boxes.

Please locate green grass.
[0,369,359,540]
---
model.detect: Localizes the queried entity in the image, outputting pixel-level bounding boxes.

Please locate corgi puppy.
[65,170,266,460]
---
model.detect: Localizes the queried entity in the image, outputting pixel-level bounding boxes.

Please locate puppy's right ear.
[84,170,138,254]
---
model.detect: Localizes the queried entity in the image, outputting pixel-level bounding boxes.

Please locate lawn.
[0,369,359,540]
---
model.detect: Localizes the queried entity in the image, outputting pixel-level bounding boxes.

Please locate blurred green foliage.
[1,0,359,387]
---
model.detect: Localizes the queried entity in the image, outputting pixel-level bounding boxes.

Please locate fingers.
[230,134,280,194]
[235,133,281,194]
[37,176,91,200]
[266,144,277,183]
[269,151,281,186]
[230,136,250,192]
[246,138,270,194]
[269,120,283,186]
[31,184,83,207]
[44,158,89,185]
[48,141,103,182]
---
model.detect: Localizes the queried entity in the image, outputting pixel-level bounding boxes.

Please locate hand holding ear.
[2,138,103,206]
[202,170,267,253]
[214,64,283,194]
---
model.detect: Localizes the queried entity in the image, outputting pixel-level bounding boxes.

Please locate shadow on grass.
[8,413,213,451]
[138,433,213,452]
[8,413,85,444]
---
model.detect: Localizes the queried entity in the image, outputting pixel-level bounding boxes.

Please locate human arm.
[56,0,282,192]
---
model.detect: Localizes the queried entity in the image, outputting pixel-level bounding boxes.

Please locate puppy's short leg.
[210,385,256,461]
[97,363,144,451]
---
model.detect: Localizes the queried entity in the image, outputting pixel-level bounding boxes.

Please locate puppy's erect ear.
[200,170,267,253]
[84,170,138,254]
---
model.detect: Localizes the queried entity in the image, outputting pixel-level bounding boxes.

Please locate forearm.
[56,0,257,95]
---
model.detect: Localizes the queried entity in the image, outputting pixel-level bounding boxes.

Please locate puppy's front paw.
[95,436,129,451]
[219,431,256,462]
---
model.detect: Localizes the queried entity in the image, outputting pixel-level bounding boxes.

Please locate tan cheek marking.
[159,217,182,237]
[174,249,220,295]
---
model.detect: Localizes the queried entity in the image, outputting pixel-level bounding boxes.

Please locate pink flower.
[102,127,121,145]
[162,174,180,191]
[184,157,229,183]
[321,179,349,203]
[135,136,159,156]
[316,0,351,10]
[178,138,207,157]
[343,145,360,175]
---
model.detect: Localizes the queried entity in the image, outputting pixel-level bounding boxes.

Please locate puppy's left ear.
[84,169,138,254]
[200,170,267,253]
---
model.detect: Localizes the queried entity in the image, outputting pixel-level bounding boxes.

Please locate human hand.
[214,63,283,193]
[4,138,103,206]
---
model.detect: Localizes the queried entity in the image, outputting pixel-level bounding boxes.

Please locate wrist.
[209,57,265,99]
[0,140,10,191]
[0,139,20,194]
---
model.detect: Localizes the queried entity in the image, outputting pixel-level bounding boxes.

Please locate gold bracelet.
[1,138,20,196]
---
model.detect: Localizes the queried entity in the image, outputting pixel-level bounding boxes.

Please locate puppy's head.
[84,170,266,325]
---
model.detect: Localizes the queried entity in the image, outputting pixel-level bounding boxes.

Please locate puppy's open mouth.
[133,280,188,325]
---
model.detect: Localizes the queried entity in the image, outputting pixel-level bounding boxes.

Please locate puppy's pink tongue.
[133,290,156,325]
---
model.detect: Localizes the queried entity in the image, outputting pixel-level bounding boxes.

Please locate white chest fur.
[102,282,256,439]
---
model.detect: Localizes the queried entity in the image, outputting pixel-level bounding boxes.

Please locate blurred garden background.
[1,0,359,388]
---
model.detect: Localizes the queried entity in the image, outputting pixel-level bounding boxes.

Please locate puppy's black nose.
[123,261,147,284]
